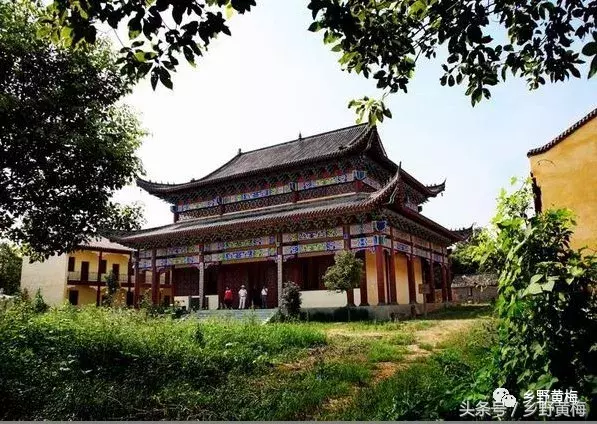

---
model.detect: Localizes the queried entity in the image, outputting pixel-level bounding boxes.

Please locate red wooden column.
[343,224,355,306]
[276,233,284,307]
[407,254,417,303]
[127,252,133,296]
[133,251,141,308]
[388,228,397,304]
[427,258,436,303]
[151,249,159,305]
[96,251,103,306]
[441,264,448,302]
[375,244,386,305]
[217,266,224,309]
[170,266,175,298]
[198,246,205,309]
[447,255,454,301]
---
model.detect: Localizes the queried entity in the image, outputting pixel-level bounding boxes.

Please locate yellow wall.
[68,250,131,306]
[365,250,379,305]
[394,253,409,304]
[69,250,130,278]
[529,117,597,251]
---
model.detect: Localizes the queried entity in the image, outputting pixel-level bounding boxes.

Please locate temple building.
[114,124,465,311]
[528,107,596,252]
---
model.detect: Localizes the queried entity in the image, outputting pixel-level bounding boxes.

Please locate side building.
[528,107,596,251]
[114,124,465,311]
[20,237,134,306]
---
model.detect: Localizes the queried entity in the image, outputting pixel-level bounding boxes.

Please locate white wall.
[175,295,219,310]
[300,288,361,308]
[20,254,68,306]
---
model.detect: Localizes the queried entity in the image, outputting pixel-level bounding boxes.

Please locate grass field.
[0,303,494,420]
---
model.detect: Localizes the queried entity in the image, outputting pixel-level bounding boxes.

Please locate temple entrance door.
[247,261,270,308]
[205,266,218,295]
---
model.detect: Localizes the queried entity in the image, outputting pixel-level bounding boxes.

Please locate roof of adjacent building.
[136,124,446,198]
[79,237,134,252]
[452,273,498,287]
[527,106,597,157]
[115,169,461,246]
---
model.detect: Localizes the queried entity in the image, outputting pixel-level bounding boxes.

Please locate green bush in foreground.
[0,305,325,420]
[472,180,597,416]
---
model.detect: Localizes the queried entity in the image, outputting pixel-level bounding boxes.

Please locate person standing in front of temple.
[224,286,233,309]
[238,285,248,309]
[261,286,268,309]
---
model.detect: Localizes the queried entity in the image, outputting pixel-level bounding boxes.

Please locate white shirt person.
[260,286,268,309]
[238,285,248,309]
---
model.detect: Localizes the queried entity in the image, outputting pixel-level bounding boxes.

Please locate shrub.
[281,281,301,319]
[473,179,597,415]
[102,271,120,307]
[31,288,48,313]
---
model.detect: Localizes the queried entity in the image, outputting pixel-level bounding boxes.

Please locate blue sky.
[116,0,596,231]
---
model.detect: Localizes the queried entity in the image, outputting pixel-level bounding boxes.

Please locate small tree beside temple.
[323,251,363,320]
[280,281,302,319]
[102,271,120,307]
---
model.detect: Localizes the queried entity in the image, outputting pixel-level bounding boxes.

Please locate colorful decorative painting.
[174,170,382,213]
[394,241,411,253]
[206,247,276,262]
[282,227,343,243]
[282,240,344,255]
[350,235,385,249]
[206,236,275,252]
[412,247,431,258]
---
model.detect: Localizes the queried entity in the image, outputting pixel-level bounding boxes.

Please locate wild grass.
[368,341,408,362]
[0,302,495,420]
[418,342,434,351]
[337,320,497,420]
[0,304,325,420]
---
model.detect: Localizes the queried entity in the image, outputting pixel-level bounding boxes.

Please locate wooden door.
[112,263,120,280]
[80,261,89,281]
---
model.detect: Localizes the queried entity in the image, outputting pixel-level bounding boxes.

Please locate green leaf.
[225,3,235,19]
[524,282,542,296]
[589,55,597,79]
[530,274,543,285]
[159,67,173,89]
[542,280,555,292]
[581,41,597,56]
[134,51,146,63]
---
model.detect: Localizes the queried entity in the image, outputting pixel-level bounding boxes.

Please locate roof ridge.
[194,123,368,183]
[232,122,369,156]
[527,106,597,156]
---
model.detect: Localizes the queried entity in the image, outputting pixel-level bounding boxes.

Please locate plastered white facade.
[20,254,68,306]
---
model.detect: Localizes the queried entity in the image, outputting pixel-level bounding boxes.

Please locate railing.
[67,271,129,285]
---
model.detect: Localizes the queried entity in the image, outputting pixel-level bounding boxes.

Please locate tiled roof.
[425,179,446,196]
[137,123,372,193]
[80,236,134,252]
[527,107,597,156]
[451,226,474,241]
